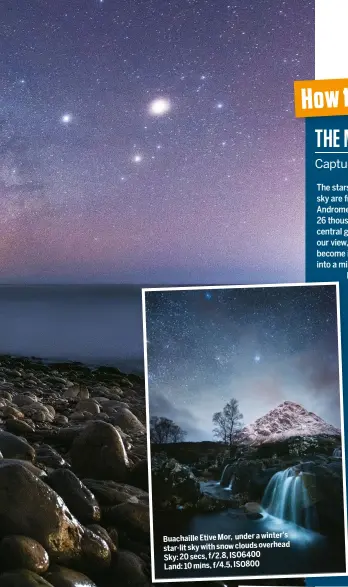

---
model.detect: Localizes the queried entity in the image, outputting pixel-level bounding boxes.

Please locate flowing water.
[262,467,317,529]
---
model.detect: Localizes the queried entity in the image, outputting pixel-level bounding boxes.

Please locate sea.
[0,285,145,375]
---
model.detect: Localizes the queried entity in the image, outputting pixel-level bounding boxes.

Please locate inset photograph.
[142,283,347,583]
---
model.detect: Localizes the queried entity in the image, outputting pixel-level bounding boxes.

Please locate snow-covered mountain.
[238,401,340,445]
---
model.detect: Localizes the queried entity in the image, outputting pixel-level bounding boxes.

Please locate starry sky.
[0,0,313,284]
[145,285,341,441]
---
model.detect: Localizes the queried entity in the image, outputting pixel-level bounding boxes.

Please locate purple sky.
[0,0,313,284]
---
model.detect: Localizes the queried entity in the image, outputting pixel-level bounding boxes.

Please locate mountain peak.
[238,401,340,445]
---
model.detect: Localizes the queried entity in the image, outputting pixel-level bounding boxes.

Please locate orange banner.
[294,78,348,117]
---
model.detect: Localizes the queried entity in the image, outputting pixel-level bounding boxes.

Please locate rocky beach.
[0,354,310,586]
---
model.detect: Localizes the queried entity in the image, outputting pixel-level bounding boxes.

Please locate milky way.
[145,284,341,440]
[0,0,313,283]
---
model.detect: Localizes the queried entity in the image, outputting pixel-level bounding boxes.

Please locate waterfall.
[224,475,234,491]
[262,467,316,529]
[219,464,234,488]
[333,447,342,458]
[218,464,229,485]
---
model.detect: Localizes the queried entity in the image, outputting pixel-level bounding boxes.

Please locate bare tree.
[213,398,243,454]
[150,416,187,444]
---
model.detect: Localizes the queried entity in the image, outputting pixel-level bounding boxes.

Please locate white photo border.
[141,281,348,583]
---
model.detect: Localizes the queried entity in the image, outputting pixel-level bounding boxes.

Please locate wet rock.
[112,408,145,434]
[46,469,100,524]
[104,502,149,538]
[129,459,148,491]
[63,386,80,399]
[6,418,35,434]
[12,393,38,407]
[75,400,100,416]
[87,524,117,553]
[0,430,35,460]
[151,457,201,506]
[244,501,263,519]
[21,403,54,423]
[83,479,148,507]
[0,462,83,563]
[110,550,149,586]
[0,535,49,573]
[0,391,13,401]
[36,446,69,469]
[0,569,54,586]
[70,421,129,481]
[45,406,56,419]
[0,458,46,478]
[70,412,89,421]
[44,565,97,587]
[2,405,24,418]
[54,415,69,425]
[80,527,111,570]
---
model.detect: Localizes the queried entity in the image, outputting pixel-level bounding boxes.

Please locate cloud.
[150,391,208,441]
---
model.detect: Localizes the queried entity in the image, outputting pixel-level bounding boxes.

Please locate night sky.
[145,285,341,441]
[0,0,313,284]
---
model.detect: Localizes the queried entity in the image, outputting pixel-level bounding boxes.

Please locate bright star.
[61,113,72,124]
[216,102,223,109]
[148,97,171,116]
[133,154,143,163]
[254,354,261,363]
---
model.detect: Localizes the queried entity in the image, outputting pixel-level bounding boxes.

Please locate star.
[204,292,212,300]
[132,154,143,163]
[61,113,73,124]
[148,97,171,116]
[254,354,261,363]
[216,102,224,109]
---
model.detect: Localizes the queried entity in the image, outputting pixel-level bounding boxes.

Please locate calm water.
[0,285,144,373]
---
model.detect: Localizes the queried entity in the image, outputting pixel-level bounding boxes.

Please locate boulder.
[12,393,38,407]
[82,479,148,507]
[70,421,129,481]
[46,469,100,524]
[151,458,201,506]
[0,535,49,573]
[0,430,35,461]
[112,408,145,434]
[0,462,83,563]
[110,550,149,586]
[104,502,149,539]
[6,418,35,434]
[44,565,97,587]
[75,400,100,416]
